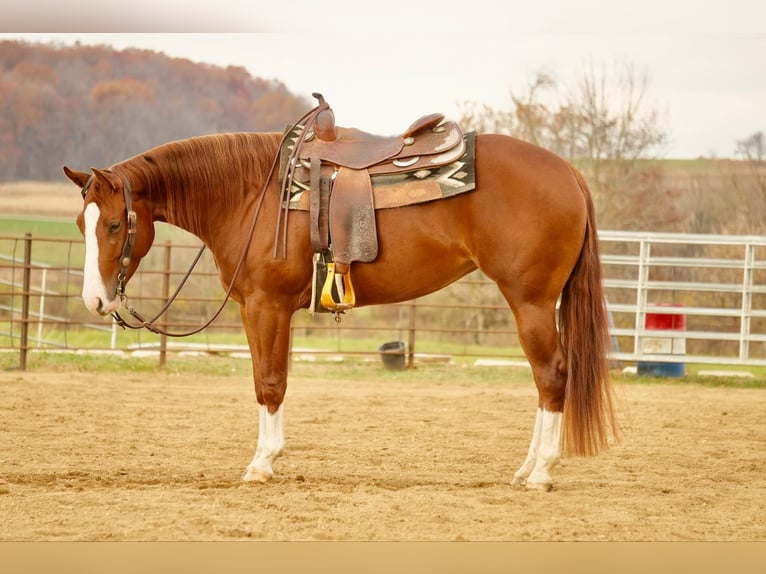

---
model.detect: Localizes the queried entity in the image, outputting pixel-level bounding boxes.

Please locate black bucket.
[377,340,407,370]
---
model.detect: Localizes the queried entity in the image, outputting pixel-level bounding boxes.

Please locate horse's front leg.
[239,302,293,483]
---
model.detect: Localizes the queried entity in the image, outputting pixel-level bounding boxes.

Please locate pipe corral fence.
[3,230,766,370]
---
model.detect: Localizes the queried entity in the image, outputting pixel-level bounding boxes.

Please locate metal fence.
[600,231,766,367]
[3,230,766,369]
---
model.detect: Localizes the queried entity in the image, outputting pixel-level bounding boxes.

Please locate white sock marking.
[244,404,285,481]
[513,407,543,482]
[514,407,563,488]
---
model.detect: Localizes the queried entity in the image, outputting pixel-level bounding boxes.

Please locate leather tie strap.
[309,155,322,253]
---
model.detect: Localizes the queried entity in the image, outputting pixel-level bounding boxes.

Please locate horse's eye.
[107,220,122,234]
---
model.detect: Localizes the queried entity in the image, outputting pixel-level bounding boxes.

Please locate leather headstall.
[80,172,137,301]
[116,177,137,299]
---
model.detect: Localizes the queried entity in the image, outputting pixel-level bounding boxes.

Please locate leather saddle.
[281,93,467,312]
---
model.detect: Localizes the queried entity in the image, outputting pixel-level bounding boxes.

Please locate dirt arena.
[1,363,764,542]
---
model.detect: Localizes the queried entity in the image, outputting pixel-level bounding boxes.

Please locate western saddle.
[279,93,467,313]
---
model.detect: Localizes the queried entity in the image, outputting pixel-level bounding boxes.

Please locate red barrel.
[637,304,686,377]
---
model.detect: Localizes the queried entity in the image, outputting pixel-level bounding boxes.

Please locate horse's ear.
[63,166,91,188]
[91,168,121,192]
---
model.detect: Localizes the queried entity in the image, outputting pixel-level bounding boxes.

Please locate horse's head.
[63,165,156,316]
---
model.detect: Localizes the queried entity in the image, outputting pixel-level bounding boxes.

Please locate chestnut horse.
[63,119,616,491]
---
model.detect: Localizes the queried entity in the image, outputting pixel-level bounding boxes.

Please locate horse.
[63,106,617,491]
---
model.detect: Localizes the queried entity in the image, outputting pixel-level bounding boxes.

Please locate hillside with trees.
[1,40,764,236]
[0,40,311,181]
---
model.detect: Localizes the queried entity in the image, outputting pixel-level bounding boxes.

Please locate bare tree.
[457,59,671,228]
[735,131,766,198]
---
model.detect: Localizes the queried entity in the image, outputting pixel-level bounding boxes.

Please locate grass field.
[2,344,765,390]
[0,181,199,268]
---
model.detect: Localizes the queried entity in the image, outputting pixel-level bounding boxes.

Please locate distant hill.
[0,40,311,182]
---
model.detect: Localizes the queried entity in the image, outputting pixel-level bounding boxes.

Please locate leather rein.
[79,102,326,338]
[80,170,258,338]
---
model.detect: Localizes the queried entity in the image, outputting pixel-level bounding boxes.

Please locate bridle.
[80,163,257,337]
[79,99,328,337]
[81,175,139,299]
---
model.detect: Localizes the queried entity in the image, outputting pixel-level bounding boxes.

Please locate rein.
[82,99,328,337]
[82,132,281,338]
[274,93,332,259]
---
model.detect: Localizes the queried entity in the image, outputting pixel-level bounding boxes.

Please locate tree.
[735,131,766,199]
[457,60,672,229]
[0,40,309,181]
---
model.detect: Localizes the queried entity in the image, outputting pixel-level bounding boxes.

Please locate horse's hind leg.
[506,299,567,491]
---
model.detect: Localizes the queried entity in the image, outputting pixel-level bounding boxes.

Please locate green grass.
[619,364,766,389]
[0,216,82,239]
[0,318,524,363]
[1,216,84,268]
[0,215,199,267]
[3,347,765,389]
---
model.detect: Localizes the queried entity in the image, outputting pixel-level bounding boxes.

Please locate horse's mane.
[111,132,280,236]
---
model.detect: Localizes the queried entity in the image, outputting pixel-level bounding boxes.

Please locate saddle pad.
[278,124,477,212]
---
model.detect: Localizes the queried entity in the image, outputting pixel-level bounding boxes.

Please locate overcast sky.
[2,1,765,158]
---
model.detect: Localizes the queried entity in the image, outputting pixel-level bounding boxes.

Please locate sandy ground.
[1,367,764,541]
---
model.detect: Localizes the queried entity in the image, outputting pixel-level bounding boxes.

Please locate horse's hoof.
[242,467,273,483]
[525,480,553,492]
[511,476,526,487]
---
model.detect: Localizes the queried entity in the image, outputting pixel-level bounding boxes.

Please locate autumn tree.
[0,40,310,182]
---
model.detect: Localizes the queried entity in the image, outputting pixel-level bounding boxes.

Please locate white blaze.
[82,203,117,315]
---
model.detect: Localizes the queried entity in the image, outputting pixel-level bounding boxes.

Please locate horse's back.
[349,133,589,306]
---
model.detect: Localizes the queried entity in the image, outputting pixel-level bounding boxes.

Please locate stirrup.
[320,263,356,311]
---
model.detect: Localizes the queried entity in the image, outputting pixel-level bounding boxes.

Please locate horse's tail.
[559,167,618,457]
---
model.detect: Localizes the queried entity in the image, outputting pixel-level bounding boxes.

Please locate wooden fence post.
[407,300,416,369]
[19,233,32,371]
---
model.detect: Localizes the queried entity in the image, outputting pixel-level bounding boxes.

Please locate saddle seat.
[306,111,447,170]
[285,93,467,313]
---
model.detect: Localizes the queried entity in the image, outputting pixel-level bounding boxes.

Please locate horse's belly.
[350,244,477,307]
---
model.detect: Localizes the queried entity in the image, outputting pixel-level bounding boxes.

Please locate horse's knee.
[259,377,287,413]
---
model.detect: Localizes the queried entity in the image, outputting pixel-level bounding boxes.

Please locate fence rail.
[3,230,766,370]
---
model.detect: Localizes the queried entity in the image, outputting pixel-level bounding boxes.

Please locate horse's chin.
[84,296,120,317]
[97,306,116,317]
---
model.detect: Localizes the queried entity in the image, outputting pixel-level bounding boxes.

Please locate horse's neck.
[139,133,281,245]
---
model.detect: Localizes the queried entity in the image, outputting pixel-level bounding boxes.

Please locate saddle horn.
[312,92,337,142]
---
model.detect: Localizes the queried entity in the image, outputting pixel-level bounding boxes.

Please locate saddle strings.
[273,96,330,259]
